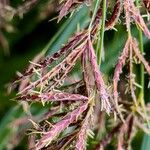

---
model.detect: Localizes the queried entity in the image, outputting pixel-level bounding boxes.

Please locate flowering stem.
[88,0,101,35]
[135,0,144,104]
[137,28,144,102]
[96,0,107,65]
[135,0,150,127]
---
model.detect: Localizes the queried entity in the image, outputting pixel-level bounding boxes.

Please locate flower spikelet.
[35,102,88,150]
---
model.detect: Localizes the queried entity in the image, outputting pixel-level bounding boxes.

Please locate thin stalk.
[96,0,107,65]
[135,0,144,105]
[135,0,150,127]
[138,28,144,102]
[88,0,101,36]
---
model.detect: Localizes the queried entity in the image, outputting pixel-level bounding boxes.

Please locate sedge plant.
[3,0,150,149]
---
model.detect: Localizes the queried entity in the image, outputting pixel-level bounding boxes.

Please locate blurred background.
[0,0,150,149]
[0,1,59,149]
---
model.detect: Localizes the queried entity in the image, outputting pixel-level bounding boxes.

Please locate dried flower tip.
[18,43,86,95]
[113,38,130,107]
[35,103,88,150]
[58,0,74,22]
[125,0,150,38]
[17,92,88,104]
[132,38,150,75]
[106,0,122,30]
[143,0,150,12]
[13,32,87,84]
[87,39,111,114]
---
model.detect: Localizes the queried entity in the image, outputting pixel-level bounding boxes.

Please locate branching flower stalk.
[132,13,150,126]
[96,0,107,65]
[12,0,150,149]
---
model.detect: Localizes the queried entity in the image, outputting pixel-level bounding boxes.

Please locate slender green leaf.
[141,134,150,150]
[46,5,90,55]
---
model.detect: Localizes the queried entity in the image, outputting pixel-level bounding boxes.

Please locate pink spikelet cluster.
[106,0,122,30]
[17,92,88,103]
[11,0,150,149]
[113,35,150,120]
[87,39,111,114]
[13,2,112,148]
[13,31,87,84]
[58,0,92,22]
[75,117,89,150]
[132,38,150,75]
[124,0,150,38]
[18,42,87,95]
[36,103,88,150]
[58,0,74,22]
[113,38,131,110]
[143,0,150,12]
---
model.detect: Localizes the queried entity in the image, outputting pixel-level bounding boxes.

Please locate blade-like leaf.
[141,134,150,150]
[46,4,90,56]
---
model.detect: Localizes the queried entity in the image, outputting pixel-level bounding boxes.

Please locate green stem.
[135,0,144,104]
[96,0,107,65]
[138,29,144,102]
[88,0,101,35]
[135,0,150,127]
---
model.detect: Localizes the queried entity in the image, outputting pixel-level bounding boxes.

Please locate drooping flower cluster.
[13,0,150,150]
